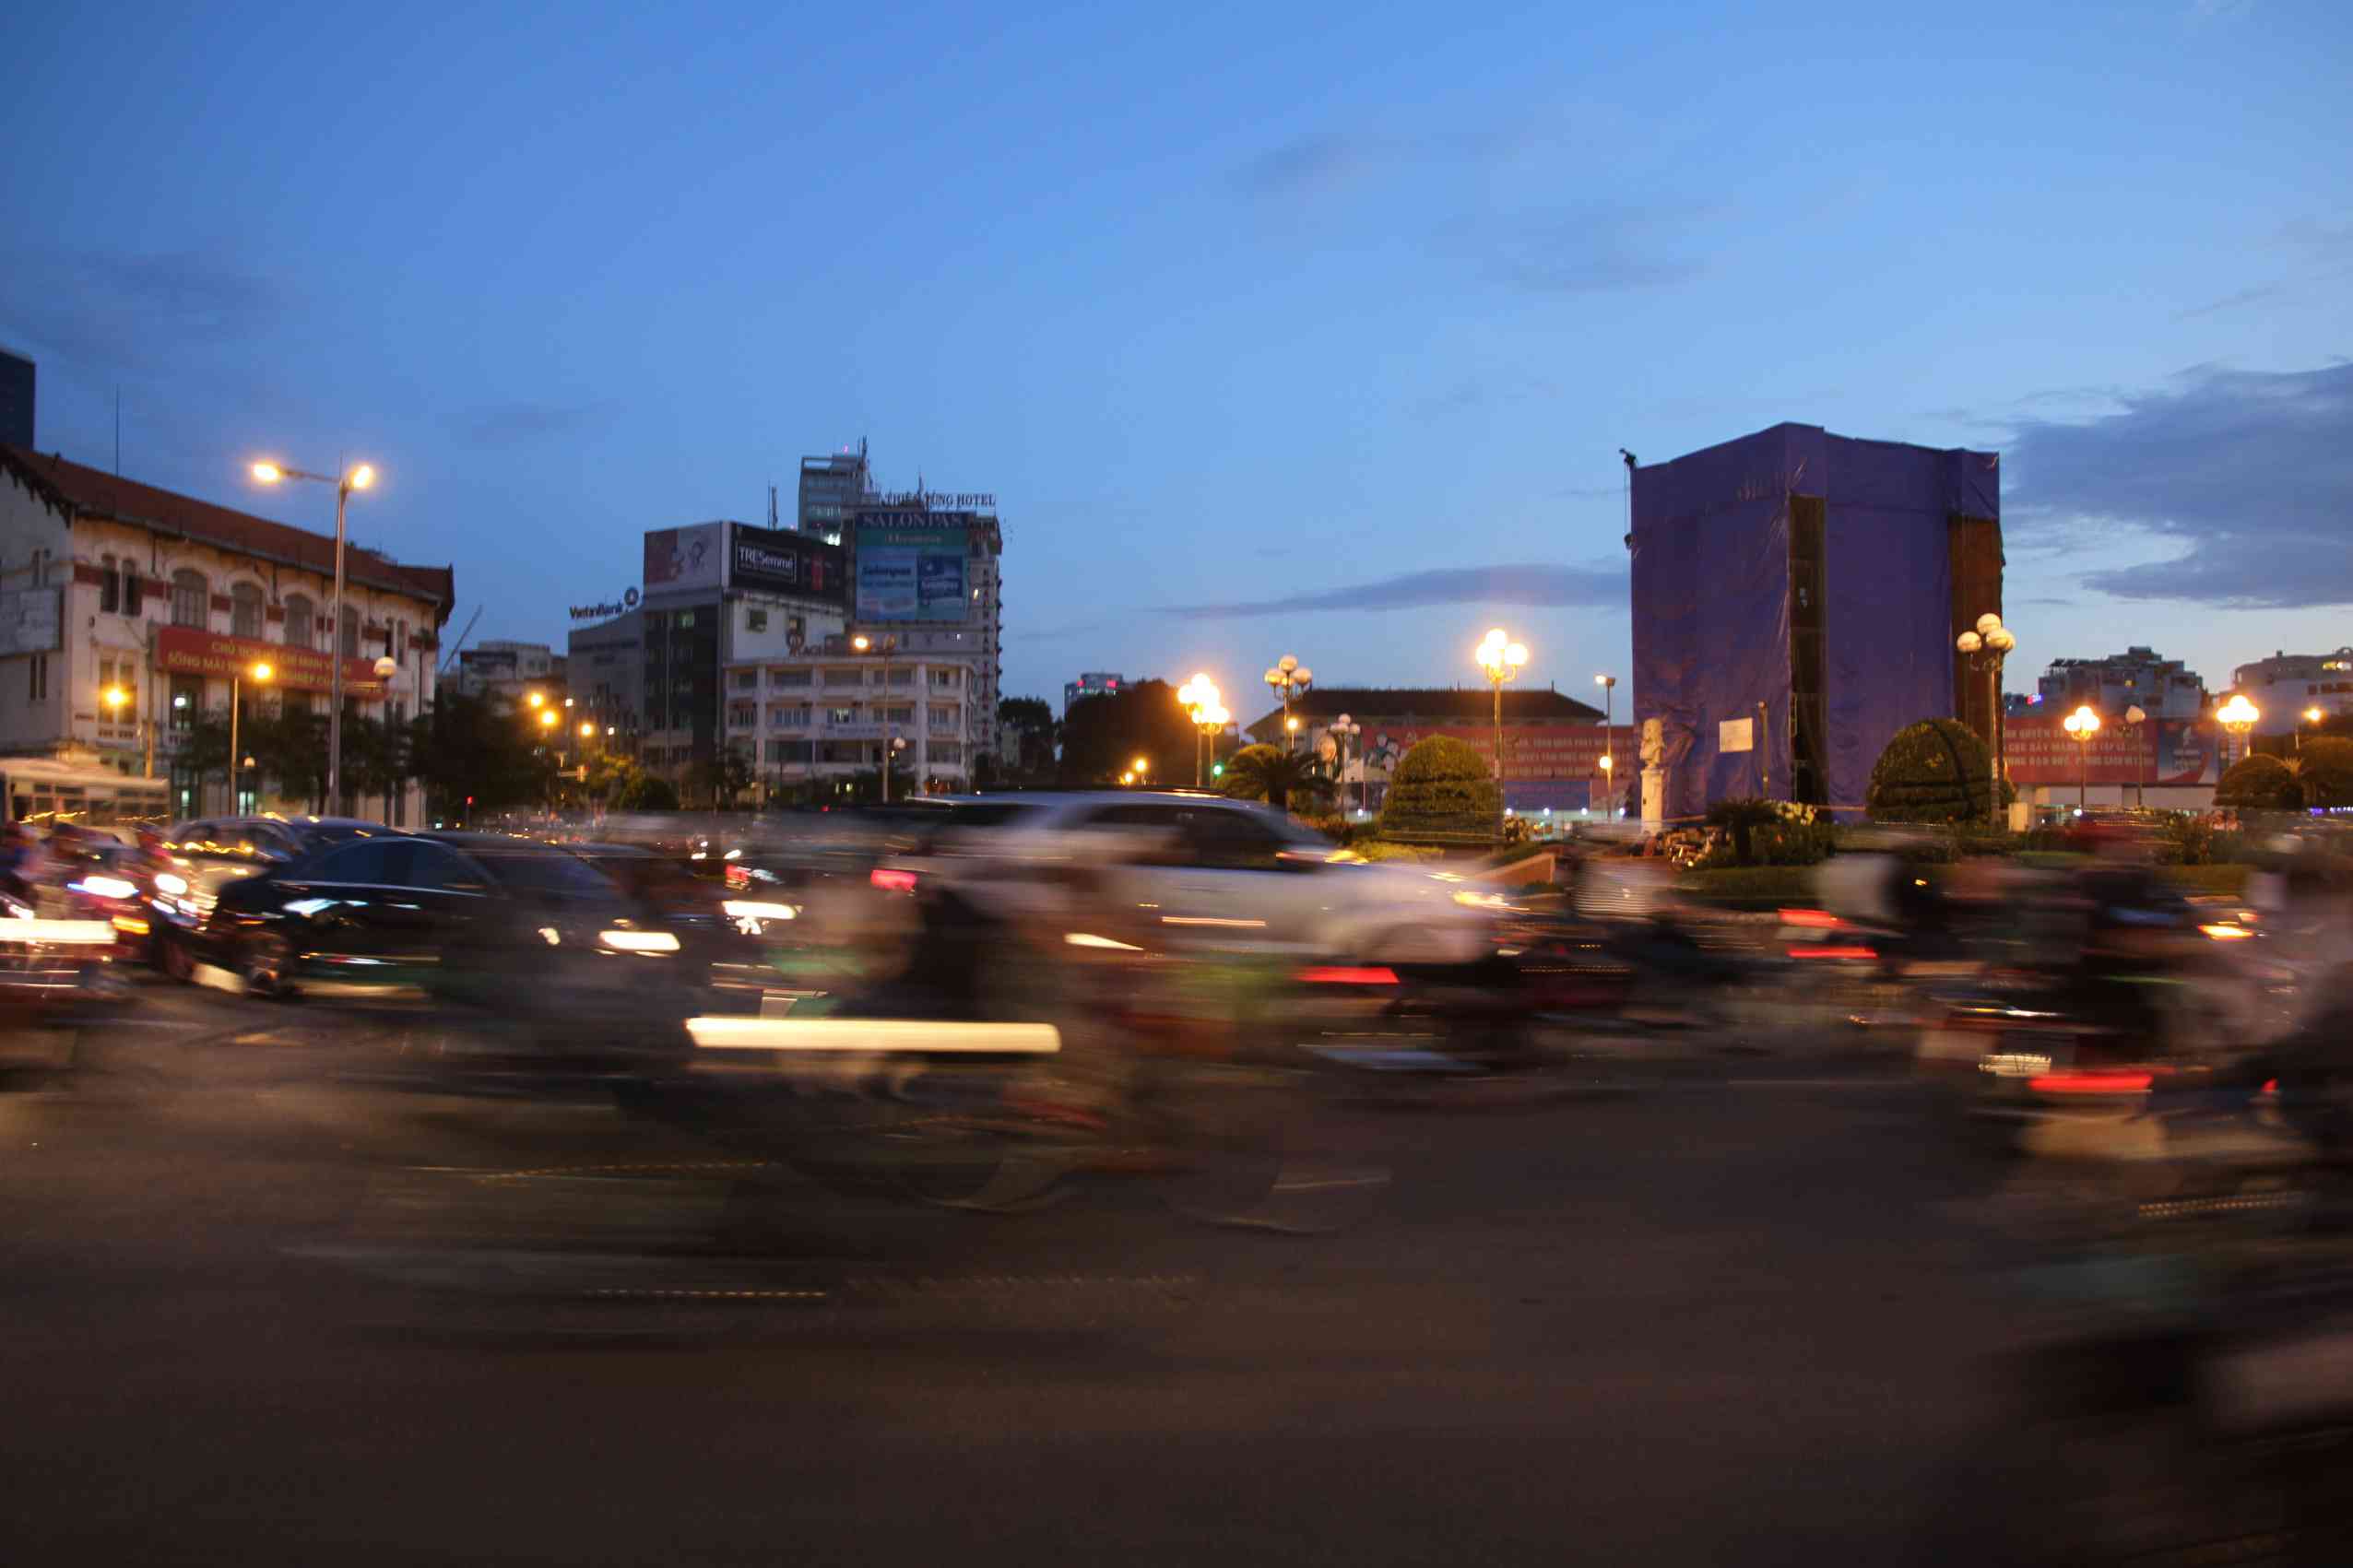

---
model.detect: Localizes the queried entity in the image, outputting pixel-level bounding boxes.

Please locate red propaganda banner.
[1360,723,1637,784]
[2001,714,2218,786]
[155,627,388,699]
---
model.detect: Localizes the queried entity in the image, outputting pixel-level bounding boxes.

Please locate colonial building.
[724,632,972,797]
[0,446,453,824]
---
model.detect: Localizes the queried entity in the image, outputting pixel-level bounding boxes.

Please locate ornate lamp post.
[1177,675,1229,787]
[2124,704,2148,809]
[1474,628,1529,836]
[2063,704,2101,810]
[1328,713,1362,815]
[2217,693,2261,772]
[1593,673,1617,815]
[1956,613,2016,828]
[1263,656,1313,752]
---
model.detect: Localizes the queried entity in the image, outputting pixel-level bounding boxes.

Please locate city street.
[3,980,2041,1566]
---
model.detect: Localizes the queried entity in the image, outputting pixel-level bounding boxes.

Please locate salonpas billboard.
[854,519,969,623]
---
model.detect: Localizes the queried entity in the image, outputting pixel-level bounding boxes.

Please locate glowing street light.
[537,707,559,730]
[1262,656,1313,752]
[2300,704,2325,754]
[1594,673,1618,815]
[1131,755,1150,782]
[1957,613,2018,827]
[1475,629,1530,836]
[1329,712,1363,815]
[1178,674,1229,786]
[230,660,273,813]
[526,690,546,709]
[2215,692,2261,773]
[252,454,376,807]
[2063,703,2101,809]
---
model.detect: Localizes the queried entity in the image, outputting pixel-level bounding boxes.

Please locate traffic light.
[1211,762,1224,778]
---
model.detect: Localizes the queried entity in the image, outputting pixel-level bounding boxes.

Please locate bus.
[1,758,172,835]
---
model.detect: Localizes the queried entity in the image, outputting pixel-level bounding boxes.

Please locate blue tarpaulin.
[1630,424,2001,819]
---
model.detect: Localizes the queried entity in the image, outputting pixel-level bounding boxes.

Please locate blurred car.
[154,816,398,979]
[566,842,782,1011]
[0,883,123,1068]
[880,791,1499,968]
[201,831,704,1058]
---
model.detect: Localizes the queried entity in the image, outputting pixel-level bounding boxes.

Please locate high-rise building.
[1063,672,1125,713]
[0,348,32,449]
[2036,646,2206,720]
[848,500,1003,760]
[797,441,872,542]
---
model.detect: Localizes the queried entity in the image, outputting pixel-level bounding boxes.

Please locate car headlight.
[600,929,680,953]
[71,876,139,901]
[722,901,799,923]
[154,872,190,897]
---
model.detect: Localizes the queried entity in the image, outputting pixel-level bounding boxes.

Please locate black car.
[203,832,708,1055]
[155,816,399,980]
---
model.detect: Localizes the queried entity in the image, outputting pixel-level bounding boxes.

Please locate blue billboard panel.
[855,520,969,623]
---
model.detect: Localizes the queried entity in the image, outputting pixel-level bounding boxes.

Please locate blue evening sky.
[5,0,2347,718]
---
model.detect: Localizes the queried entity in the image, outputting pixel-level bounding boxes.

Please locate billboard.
[2002,714,2219,786]
[1359,723,1636,784]
[855,519,969,623]
[729,524,844,604]
[643,524,726,595]
[155,627,388,698]
[0,585,60,654]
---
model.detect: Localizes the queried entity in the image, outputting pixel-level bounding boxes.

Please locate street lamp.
[1956,613,2017,827]
[851,634,902,801]
[1329,713,1363,815]
[1593,674,1617,814]
[1130,755,1150,784]
[1598,752,1614,817]
[2124,704,2149,809]
[252,456,372,810]
[2217,693,2261,772]
[526,690,546,709]
[2063,703,2100,810]
[2300,705,2324,753]
[230,661,273,814]
[1475,628,1529,835]
[1263,656,1313,751]
[1178,675,1229,787]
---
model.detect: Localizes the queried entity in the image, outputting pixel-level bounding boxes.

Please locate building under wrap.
[1629,423,2002,819]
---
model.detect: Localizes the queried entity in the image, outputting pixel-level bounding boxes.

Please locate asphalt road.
[3,978,2057,1566]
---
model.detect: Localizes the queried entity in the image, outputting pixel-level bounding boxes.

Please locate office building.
[2036,646,2206,720]
[454,640,565,704]
[849,501,1002,761]
[724,631,973,796]
[566,607,644,753]
[636,521,849,784]
[0,444,451,823]
[1630,422,2002,817]
[0,348,31,449]
[797,442,872,543]
[1064,671,1125,714]
[2231,646,2353,735]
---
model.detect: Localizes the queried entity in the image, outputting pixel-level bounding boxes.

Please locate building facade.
[1247,687,1623,814]
[2231,647,2353,735]
[0,445,451,824]
[566,607,644,753]
[849,504,1002,763]
[1064,671,1125,714]
[454,639,565,704]
[797,442,872,543]
[2036,646,2206,719]
[723,632,972,796]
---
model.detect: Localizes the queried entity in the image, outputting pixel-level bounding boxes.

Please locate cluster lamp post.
[1475,628,1529,836]
[1177,675,1230,787]
[2063,703,2100,809]
[252,458,374,809]
[1955,613,2016,827]
[1263,657,1313,752]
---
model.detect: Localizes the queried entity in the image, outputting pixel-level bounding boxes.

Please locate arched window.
[100,555,121,614]
[284,594,314,650]
[339,605,360,656]
[231,582,264,639]
[171,570,209,629]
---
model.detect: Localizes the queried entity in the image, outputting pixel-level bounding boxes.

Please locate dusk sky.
[5,0,2347,718]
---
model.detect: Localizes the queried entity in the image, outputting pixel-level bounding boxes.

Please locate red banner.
[155,627,387,699]
[2001,713,2217,786]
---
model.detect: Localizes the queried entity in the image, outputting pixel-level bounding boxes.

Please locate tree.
[690,747,756,810]
[1057,679,1198,786]
[1218,744,1333,813]
[616,772,681,811]
[1378,736,1499,843]
[998,695,1058,779]
[2294,737,2353,808]
[1705,797,1783,867]
[2217,752,2301,810]
[1866,719,2001,823]
[405,690,550,819]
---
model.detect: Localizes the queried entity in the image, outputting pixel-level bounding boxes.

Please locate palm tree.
[1219,743,1335,813]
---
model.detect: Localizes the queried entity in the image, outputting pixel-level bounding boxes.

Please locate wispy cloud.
[1170,562,1624,619]
[1468,206,1709,295]
[458,400,614,447]
[0,249,286,371]
[2006,360,2353,607]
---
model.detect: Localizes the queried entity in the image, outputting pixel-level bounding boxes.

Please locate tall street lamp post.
[2217,693,2261,773]
[1177,675,1228,787]
[1263,656,1313,752]
[1328,713,1362,815]
[252,458,374,811]
[1475,628,1529,836]
[1593,673,1617,814]
[230,661,273,815]
[853,633,902,802]
[1956,613,2016,829]
[2063,704,2100,810]
[2125,704,2149,809]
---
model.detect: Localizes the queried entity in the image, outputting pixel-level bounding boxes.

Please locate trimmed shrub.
[2296,737,2353,808]
[2217,753,2300,810]
[1379,736,1500,843]
[1867,719,2001,824]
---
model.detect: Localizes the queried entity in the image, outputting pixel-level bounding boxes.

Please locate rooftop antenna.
[114,389,122,475]
[768,483,778,528]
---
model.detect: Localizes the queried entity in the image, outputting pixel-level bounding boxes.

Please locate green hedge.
[1380,736,1499,843]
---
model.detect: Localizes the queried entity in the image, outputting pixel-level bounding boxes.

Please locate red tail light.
[1789,945,1876,961]
[1295,966,1400,985]
[1778,907,1842,929]
[869,868,917,893]
[2028,1071,2155,1094]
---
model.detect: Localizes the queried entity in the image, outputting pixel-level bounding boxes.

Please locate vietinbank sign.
[855,522,967,623]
